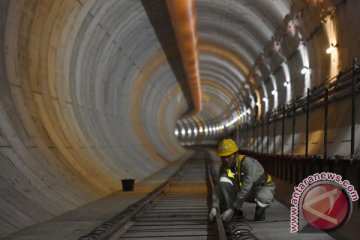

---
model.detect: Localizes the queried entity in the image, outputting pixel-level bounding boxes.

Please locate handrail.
[243,65,360,125]
[238,150,360,208]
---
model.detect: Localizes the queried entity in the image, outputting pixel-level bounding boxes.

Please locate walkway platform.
[241,201,333,240]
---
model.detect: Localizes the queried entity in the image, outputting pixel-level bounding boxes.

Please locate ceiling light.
[263,97,268,102]
[181,129,186,136]
[301,66,309,75]
[326,43,338,54]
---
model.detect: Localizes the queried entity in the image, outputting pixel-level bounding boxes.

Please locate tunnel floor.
[3,151,334,240]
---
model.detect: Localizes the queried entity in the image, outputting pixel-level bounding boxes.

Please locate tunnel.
[0,0,359,239]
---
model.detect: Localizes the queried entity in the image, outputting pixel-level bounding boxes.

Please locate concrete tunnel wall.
[0,0,360,237]
[0,0,193,236]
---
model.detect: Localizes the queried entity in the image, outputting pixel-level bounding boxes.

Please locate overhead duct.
[166,0,202,115]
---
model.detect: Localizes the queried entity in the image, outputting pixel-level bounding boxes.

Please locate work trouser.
[217,175,275,211]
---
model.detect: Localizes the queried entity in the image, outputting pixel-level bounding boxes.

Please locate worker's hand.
[221,208,234,222]
[208,207,217,222]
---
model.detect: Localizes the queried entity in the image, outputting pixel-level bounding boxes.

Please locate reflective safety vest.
[225,154,272,187]
[225,154,245,185]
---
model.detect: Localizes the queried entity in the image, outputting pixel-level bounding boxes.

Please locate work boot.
[254,206,266,221]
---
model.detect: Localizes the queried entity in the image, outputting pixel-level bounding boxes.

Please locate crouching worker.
[209,139,275,223]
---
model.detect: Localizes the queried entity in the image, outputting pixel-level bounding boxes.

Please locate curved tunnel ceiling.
[1,0,359,236]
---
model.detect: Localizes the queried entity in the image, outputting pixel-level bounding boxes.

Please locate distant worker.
[209,139,275,223]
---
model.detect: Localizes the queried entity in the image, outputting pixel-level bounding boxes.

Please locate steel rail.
[206,157,227,240]
[79,153,222,240]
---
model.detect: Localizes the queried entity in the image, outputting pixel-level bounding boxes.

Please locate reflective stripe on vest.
[266,173,272,184]
[225,154,246,186]
[225,168,235,179]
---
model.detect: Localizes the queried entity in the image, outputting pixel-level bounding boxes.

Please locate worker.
[209,138,275,223]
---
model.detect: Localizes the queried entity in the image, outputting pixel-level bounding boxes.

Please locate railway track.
[79,151,330,240]
[116,157,213,239]
[79,152,226,240]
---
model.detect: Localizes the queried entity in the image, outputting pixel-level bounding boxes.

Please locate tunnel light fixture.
[174,129,179,136]
[225,117,238,128]
[181,129,186,136]
[326,43,338,54]
[204,127,208,134]
[198,126,203,133]
[301,66,309,75]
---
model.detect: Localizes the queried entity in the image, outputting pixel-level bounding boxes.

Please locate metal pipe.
[281,105,285,156]
[324,87,328,159]
[261,118,264,154]
[291,103,296,155]
[305,88,310,159]
[166,0,202,115]
[351,57,357,158]
[267,116,270,154]
[253,124,256,152]
[243,126,246,148]
[273,112,277,154]
[246,124,249,150]
[255,123,259,152]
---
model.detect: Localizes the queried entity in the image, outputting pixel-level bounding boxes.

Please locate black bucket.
[121,179,135,192]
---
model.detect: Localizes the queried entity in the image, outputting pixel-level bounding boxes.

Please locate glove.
[208,207,217,222]
[221,208,234,222]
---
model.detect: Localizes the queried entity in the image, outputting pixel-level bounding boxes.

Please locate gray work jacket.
[212,155,267,210]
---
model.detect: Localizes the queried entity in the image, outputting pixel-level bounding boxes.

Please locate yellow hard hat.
[217,139,238,157]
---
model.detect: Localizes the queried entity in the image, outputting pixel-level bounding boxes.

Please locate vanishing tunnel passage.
[0,0,360,239]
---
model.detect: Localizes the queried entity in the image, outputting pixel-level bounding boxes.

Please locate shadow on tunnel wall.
[140,0,193,114]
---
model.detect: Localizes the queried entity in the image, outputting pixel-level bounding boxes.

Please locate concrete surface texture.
[0,0,359,238]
